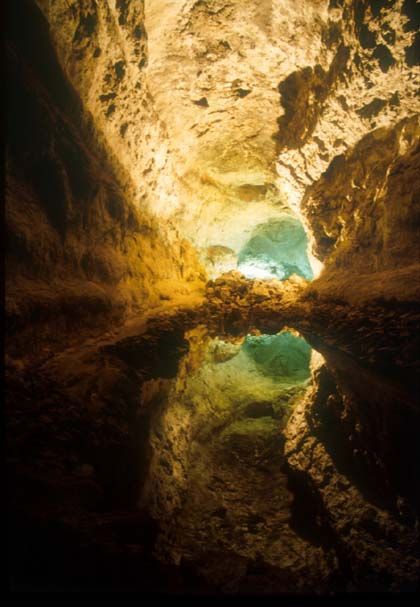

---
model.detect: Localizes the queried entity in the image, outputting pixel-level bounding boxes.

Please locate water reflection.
[137,322,419,593]
[242,332,312,383]
[140,328,324,592]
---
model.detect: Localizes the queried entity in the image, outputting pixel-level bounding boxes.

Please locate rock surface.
[303,115,420,303]
[6,0,420,595]
[6,0,204,356]
[29,0,420,317]
[36,0,420,282]
[285,362,420,592]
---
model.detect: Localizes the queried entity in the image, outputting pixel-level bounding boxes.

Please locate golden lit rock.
[6,0,420,595]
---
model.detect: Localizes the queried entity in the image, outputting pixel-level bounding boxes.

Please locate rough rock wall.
[303,115,420,301]
[275,0,419,200]
[37,0,420,285]
[6,0,204,357]
[36,0,329,268]
[276,0,420,300]
[34,0,188,226]
[143,0,330,269]
[285,360,420,591]
[145,0,419,279]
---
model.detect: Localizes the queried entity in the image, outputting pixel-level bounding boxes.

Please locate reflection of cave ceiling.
[242,332,312,381]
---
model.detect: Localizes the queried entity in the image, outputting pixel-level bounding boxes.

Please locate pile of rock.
[203,270,308,334]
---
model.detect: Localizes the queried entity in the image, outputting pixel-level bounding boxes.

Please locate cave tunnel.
[5,0,420,596]
[237,216,314,280]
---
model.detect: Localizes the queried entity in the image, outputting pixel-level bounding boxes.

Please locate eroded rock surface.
[285,362,420,592]
[6,0,205,357]
[6,0,420,595]
[303,115,420,303]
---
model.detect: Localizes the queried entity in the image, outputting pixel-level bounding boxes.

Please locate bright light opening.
[236,215,314,281]
[237,260,285,280]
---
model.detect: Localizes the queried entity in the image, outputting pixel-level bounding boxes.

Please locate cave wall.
[6,0,204,357]
[36,0,420,284]
[274,0,420,300]
[275,0,419,200]
[33,1,327,270]
[303,115,420,302]
[34,0,185,222]
[5,0,420,594]
[285,359,420,591]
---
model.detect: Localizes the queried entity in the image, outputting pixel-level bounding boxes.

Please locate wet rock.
[243,401,275,419]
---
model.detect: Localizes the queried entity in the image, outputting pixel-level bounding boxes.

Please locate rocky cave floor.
[6,273,420,594]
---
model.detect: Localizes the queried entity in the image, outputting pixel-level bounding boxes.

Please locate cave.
[5,0,420,596]
[237,216,314,280]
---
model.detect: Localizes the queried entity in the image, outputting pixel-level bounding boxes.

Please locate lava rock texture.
[6,0,420,595]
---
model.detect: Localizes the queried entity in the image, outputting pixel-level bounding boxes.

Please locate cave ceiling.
[36,0,420,281]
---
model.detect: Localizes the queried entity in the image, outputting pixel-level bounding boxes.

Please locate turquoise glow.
[242,332,311,383]
[237,216,314,280]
